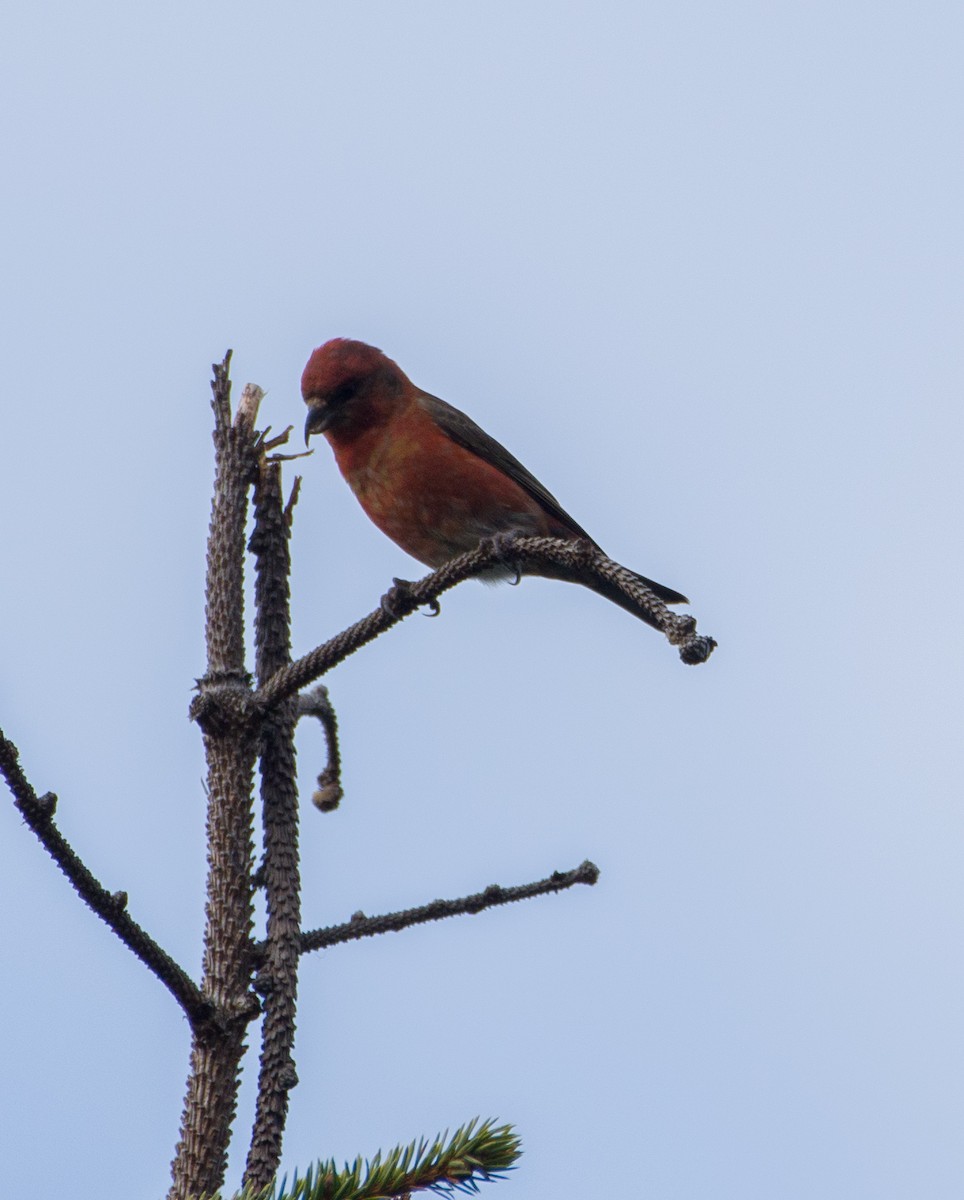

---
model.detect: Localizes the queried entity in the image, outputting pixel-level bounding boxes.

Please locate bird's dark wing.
[418,390,690,608]
[417,390,598,545]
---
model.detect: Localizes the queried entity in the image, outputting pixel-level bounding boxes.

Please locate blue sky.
[2,3,963,1197]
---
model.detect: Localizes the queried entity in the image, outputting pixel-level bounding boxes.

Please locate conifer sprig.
[226,1118,520,1200]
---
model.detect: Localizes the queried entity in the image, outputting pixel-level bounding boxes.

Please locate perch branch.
[0,728,210,1027]
[299,860,600,955]
[256,536,715,710]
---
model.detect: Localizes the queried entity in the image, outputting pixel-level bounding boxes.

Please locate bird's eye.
[330,380,359,406]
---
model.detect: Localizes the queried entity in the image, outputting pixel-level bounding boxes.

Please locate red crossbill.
[302,338,688,628]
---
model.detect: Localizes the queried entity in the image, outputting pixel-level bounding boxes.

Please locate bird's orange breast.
[326,400,550,567]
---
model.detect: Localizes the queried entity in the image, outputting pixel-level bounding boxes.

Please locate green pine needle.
[225,1118,520,1200]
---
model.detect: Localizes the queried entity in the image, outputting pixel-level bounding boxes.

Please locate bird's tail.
[531,555,688,631]
[585,568,689,631]
[628,571,688,608]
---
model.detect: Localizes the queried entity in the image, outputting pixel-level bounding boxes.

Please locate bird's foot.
[380,578,441,619]
[480,532,524,585]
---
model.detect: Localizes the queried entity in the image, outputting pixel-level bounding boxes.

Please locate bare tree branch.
[244,457,303,1193]
[0,728,211,1027]
[169,362,264,1200]
[297,685,343,812]
[255,536,716,711]
[299,860,600,955]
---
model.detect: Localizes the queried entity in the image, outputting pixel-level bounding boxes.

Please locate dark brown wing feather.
[417,390,598,543]
[416,390,689,609]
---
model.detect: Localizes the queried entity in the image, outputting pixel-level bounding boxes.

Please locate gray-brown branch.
[243,458,302,1193]
[0,728,210,1027]
[297,685,343,811]
[169,363,264,1200]
[255,536,716,711]
[299,860,600,954]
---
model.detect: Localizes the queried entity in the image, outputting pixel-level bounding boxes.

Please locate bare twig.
[237,382,267,434]
[0,729,210,1027]
[256,536,715,711]
[298,685,343,811]
[209,349,233,428]
[243,458,302,1193]
[299,860,600,954]
[283,475,302,528]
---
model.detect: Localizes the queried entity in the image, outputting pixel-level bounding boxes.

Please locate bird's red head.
[302,338,408,444]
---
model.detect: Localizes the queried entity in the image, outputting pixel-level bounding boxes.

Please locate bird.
[301,338,688,628]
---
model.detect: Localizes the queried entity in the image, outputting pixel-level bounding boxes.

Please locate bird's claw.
[481,533,523,585]
[380,578,442,619]
[381,579,416,619]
